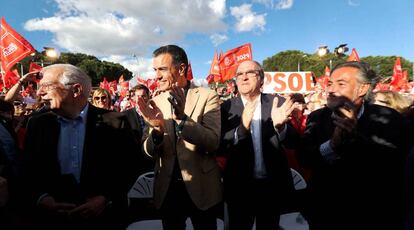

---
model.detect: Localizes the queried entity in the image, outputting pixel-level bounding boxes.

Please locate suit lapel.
[156,92,176,147]
[184,86,200,118]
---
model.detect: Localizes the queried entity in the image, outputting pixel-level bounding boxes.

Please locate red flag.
[316,75,329,90]
[29,62,43,72]
[0,17,35,72]
[136,77,148,86]
[187,62,193,80]
[2,69,20,89]
[206,74,215,84]
[390,57,403,91]
[99,77,110,91]
[347,48,360,62]
[209,51,220,76]
[219,43,253,82]
[324,66,330,77]
[402,70,408,82]
[147,78,158,92]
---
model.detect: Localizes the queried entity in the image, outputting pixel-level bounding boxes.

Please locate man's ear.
[358,83,370,98]
[72,84,83,97]
[178,63,186,77]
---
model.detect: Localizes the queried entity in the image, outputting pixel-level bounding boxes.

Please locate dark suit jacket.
[123,108,154,173]
[218,94,296,211]
[24,104,141,210]
[300,103,410,229]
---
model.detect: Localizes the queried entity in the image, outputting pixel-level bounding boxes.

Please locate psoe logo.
[236,53,250,62]
[3,42,17,57]
[224,57,231,66]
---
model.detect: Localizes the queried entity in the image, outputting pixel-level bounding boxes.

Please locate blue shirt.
[57,105,88,183]
[0,121,17,174]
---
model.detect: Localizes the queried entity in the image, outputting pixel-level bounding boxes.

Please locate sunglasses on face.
[94,96,107,101]
[13,101,24,106]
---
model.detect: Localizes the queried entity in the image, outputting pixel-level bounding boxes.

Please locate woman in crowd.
[91,88,112,110]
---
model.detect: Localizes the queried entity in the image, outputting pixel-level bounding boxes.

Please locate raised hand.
[241,99,258,130]
[271,96,297,129]
[168,85,186,120]
[136,97,164,134]
[330,104,357,150]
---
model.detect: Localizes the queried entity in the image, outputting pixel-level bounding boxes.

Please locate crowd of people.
[1,44,414,230]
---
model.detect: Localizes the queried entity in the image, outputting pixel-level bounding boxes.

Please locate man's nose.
[36,88,46,97]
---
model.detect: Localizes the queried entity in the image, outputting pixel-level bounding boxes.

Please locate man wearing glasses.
[218,60,298,229]
[24,64,140,229]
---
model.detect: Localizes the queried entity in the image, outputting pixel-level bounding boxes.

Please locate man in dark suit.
[218,60,298,229]
[300,61,410,230]
[123,84,150,144]
[24,64,140,229]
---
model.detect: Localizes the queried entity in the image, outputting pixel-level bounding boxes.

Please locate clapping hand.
[168,84,186,121]
[241,99,258,131]
[271,96,297,130]
[136,96,164,135]
[330,103,357,150]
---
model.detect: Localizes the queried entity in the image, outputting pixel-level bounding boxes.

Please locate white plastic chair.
[278,168,309,230]
[128,171,155,199]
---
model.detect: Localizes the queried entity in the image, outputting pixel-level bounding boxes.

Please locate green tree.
[262,50,413,81]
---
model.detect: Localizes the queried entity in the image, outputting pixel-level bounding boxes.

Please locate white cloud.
[253,0,294,10]
[230,4,266,32]
[348,0,360,7]
[210,33,228,46]
[24,0,227,57]
[192,78,210,88]
[102,55,155,78]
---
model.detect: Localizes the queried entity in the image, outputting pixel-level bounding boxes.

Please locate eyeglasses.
[235,70,260,80]
[94,96,107,101]
[13,101,24,106]
[37,82,61,91]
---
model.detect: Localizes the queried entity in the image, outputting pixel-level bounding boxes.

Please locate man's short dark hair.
[131,84,150,97]
[153,45,188,76]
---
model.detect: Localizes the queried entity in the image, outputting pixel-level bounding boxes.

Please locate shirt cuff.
[275,123,287,141]
[320,140,340,163]
[234,127,239,145]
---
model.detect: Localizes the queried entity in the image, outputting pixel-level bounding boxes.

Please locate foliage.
[262,50,413,81]
[15,52,133,86]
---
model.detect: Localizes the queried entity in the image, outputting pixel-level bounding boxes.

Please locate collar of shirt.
[357,103,364,119]
[57,104,89,124]
[240,94,261,107]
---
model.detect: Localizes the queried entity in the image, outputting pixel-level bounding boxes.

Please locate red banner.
[347,48,360,62]
[187,62,193,80]
[219,43,252,82]
[29,62,43,72]
[390,57,403,90]
[209,51,220,76]
[1,17,35,72]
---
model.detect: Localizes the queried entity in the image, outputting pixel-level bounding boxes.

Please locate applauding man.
[137,45,222,230]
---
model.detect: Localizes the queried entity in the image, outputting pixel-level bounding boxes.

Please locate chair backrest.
[128,171,155,199]
[290,168,307,190]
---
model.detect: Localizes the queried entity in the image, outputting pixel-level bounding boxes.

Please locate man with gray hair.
[300,61,410,229]
[24,64,140,229]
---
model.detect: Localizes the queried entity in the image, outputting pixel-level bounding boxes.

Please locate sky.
[1,0,414,85]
